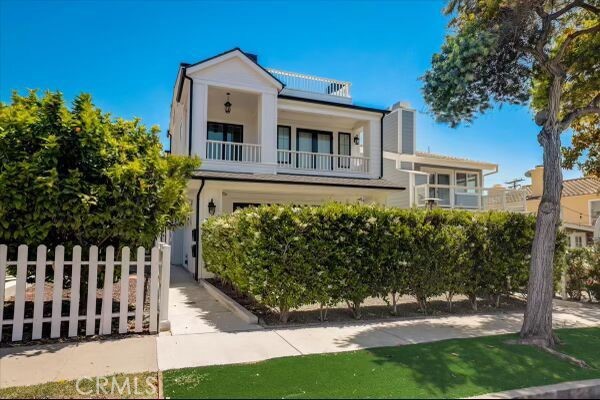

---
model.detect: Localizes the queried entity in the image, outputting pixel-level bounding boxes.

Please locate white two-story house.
[169,48,525,278]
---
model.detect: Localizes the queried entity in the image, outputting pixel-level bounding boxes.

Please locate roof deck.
[267,68,352,105]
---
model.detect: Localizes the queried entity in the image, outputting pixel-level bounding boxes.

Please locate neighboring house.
[523,165,600,247]
[168,48,523,278]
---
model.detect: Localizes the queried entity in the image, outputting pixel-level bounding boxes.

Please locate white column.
[191,80,208,159]
[259,92,278,169]
[368,119,381,178]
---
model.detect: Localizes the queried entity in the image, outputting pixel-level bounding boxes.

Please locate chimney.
[525,165,544,197]
[245,53,258,63]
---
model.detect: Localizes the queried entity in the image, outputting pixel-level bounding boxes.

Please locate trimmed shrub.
[202,203,548,322]
[562,244,600,302]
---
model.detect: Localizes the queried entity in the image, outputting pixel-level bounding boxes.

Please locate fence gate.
[0,243,170,343]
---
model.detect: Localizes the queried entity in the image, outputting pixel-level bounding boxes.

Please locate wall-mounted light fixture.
[224,93,232,114]
[208,199,216,215]
[353,134,360,145]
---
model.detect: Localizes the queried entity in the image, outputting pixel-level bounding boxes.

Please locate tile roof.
[191,170,405,190]
[523,176,600,198]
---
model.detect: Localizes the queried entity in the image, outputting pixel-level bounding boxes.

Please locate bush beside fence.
[202,204,566,322]
[562,245,600,302]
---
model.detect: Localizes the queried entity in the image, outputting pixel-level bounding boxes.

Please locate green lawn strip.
[0,372,159,399]
[163,327,600,399]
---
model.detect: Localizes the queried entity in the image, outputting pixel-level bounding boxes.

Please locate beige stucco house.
[524,165,600,247]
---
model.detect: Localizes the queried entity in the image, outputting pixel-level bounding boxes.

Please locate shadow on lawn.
[334,322,599,396]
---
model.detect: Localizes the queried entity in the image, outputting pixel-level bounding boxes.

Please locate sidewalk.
[156,303,600,370]
[0,335,157,388]
[2,291,599,388]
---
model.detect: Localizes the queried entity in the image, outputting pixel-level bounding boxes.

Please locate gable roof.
[184,47,284,89]
[523,176,600,199]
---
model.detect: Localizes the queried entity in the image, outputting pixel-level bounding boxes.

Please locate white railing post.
[68,246,81,337]
[12,245,28,341]
[32,245,47,339]
[100,246,115,335]
[149,247,159,333]
[0,245,6,342]
[159,244,171,332]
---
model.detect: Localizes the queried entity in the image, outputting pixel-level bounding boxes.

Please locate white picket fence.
[0,243,171,342]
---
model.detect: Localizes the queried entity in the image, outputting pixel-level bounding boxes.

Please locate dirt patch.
[2,275,152,345]
[206,277,528,326]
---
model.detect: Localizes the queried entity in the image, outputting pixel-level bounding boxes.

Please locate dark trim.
[194,178,206,281]
[296,128,333,153]
[277,125,292,165]
[278,94,389,115]
[184,69,193,156]
[380,114,384,179]
[277,125,292,150]
[338,132,351,156]
[190,174,405,191]
[207,121,244,142]
[296,128,333,170]
[184,47,285,89]
[338,132,351,169]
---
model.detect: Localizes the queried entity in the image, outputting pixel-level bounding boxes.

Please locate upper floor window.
[338,132,351,169]
[456,172,479,194]
[207,122,243,161]
[591,200,600,225]
[277,126,291,165]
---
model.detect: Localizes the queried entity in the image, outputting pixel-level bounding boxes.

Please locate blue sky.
[0,0,582,186]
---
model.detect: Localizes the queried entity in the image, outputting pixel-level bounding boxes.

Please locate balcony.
[414,184,527,212]
[204,141,370,176]
[267,69,352,104]
[277,150,369,174]
[206,140,261,163]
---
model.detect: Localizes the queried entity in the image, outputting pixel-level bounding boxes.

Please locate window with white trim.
[591,200,600,225]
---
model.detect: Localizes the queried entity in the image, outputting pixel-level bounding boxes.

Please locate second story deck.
[267,68,352,104]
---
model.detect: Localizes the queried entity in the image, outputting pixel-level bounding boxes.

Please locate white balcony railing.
[277,149,369,174]
[414,184,527,212]
[267,68,351,99]
[206,140,261,163]
[482,188,528,212]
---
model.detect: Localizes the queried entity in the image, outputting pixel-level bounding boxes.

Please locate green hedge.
[563,245,600,302]
[202,204,561,322]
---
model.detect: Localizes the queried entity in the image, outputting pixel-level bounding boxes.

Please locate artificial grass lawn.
[163,327,600,399]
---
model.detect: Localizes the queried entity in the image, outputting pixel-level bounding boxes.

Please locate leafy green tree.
[422,0,599,347]
[562,115,600,177]
[0,90,199,253]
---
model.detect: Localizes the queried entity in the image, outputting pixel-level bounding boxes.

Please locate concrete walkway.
[168,266,260,335]
[2,266,599,388]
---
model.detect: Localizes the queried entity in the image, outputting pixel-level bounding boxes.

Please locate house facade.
[523,165,600,247]
[168,48,525,278]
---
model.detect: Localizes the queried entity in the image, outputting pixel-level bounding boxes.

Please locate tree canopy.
[0,90,199,251]
[423,0,599,133]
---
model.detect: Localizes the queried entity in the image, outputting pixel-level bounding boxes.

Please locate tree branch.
[560,93,600,130]
[553,24,600,66]
[548,0,600,20]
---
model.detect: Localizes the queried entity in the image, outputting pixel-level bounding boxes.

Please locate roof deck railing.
[267,68,351,99]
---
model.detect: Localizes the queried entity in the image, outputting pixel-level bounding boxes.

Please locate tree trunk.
[520,78,564,347]
[391,292,398,315]
[468,293,478,311]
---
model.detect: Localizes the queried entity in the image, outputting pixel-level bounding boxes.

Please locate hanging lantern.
[224,92,232,114]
